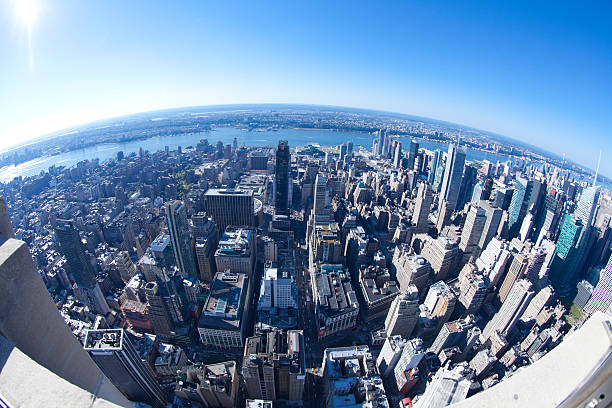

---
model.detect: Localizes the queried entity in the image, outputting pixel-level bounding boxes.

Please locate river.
[0,127,511,182]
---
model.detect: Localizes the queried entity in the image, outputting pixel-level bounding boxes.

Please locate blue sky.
[1,1,611,175]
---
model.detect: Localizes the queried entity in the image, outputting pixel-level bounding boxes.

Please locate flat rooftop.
[205,188,253,197]
[83,329,124,351]
[199,272,247,330]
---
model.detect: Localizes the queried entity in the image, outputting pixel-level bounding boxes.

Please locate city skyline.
[1,1,611,175]
[1,2,611,406]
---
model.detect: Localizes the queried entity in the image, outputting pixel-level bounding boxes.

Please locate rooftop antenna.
[593,149,602,187]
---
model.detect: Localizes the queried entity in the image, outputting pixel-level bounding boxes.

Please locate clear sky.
[1,1,611,175]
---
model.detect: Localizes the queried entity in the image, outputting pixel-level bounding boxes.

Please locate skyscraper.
[275,140,290,215]
[376,129,385,156]
[205,188,255,233]
[478,201,503,250]
[482,279,534,341]
[166,200,198,278]
[242,330,305,402]
[549,214,584,296]
[459,204,487,260]
[412,363,473,408]
[429,149,443,185]
[84,329,167,407]
[438,144,466,221]
[412,182,433,233]
[193,212,218,282]
[144,281,173,335]
[583,255,612,314]
[498,253,528,304]
[384,286,420,339]
[313,173,328,216]
[406,140,419,170]
[55,219,110,315]
[424,280,457,327]
[508,177,534,238]
[393,141,402,168]
[575,185,600,228]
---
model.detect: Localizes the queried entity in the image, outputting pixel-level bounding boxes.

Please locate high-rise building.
[205,189,255,233]
[438,144,466,214]
[469,349,497,379]
[412,182,433,233]
[242,330,305,402]
[483,279,534,341]
[215,226,256,275]
[424,281,457,327]
[583,255,612,314]
[549,214,585,296]
[376,335,408,378]
[478,201,503,251]
[457,164,478,210]
[421,236,460,282]
[520,285,554,323]
[475,237,512,286]
[312,264,359,338]
[384,286,420,339]
[394,252,431,294]
[429,149,443,185]
[429,315,479,355]
[508,177,534,238]
[197,271,250,348]
[55,219,110,315]
[459,204,487,260]
[166,201,198,278]
[393,141,403,168]
[258,266,297,309]
[150,233,176,269]
[346,141,354,157]
[275,140,290,215]
[393,338,426,394]
[498,253,528,303]
[412,363,473,408]
[458,269,488,314]
[84,329,167,407]
[378,129,389,157]
[174,361,239,408]
[575,186,600,228]
[574,280,594,310]
[406,140,419,170]
[358,264,400,322]
[193,213,218,282]
[322,345,389,408]
[144,281,173,335]
[313,174,328,216]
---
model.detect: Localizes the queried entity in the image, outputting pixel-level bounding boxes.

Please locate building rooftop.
[205,188,253,197]
[314,264,359,317]
[83,329,124,351]
[198,271,247,330]
[359,265,399,307]
[150,233,171,252]
[215,227,253,258]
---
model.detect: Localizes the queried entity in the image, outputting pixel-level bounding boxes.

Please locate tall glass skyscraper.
[275,140,290,215]
[438,144,466,212]
[429,149,443,185]
[166,200,198,278]
[575,186,600,227]
[550,214,585,296]
[508,177,534,238]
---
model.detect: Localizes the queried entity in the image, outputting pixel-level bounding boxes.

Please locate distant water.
[0,127,510,182]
